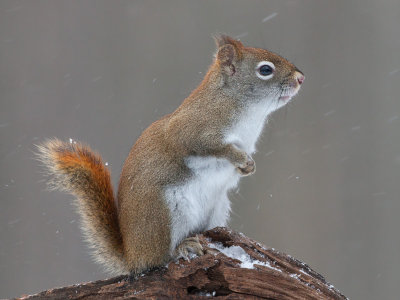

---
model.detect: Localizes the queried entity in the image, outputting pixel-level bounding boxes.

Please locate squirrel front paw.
[174,236,204,260]
[236,154,256,176]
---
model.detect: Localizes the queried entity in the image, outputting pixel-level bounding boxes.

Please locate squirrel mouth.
[279,95,291,101]
[279,86,300,101]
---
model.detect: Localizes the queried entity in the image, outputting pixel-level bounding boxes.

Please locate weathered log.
[17,227,347,299]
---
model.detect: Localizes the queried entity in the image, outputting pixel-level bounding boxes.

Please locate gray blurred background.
[1,0,399,299]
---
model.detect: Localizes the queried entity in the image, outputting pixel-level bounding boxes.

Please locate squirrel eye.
[259,65,273,76]
[256,61,275,80]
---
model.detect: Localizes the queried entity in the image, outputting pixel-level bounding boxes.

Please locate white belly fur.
[164,156,239,253]
[164,100,273,253]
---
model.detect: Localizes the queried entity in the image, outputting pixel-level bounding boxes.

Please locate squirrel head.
[213,35,304,107]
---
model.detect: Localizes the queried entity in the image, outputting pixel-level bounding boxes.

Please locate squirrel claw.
[174,236,204,261]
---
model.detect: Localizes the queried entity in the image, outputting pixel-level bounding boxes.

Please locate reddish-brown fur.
[37,35,304,275]
[37,140,126,274]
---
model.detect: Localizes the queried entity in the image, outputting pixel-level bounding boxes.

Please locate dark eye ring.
[256,61,275,80]
[259,65,273,76]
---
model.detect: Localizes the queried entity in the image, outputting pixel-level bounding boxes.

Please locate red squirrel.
[37,35,304,276]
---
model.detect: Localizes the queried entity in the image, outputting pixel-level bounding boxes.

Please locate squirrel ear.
[214,35,243,75]
[214,34,244,51]
[217,44,235,66]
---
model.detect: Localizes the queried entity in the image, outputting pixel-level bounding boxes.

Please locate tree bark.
[17,227,347,300]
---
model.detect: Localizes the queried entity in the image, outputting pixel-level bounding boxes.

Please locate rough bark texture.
[16,227,348,300]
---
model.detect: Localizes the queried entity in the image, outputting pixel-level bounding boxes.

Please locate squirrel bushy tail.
[37,139,127,274]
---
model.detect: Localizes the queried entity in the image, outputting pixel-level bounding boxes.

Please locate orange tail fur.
[37,139,127,274]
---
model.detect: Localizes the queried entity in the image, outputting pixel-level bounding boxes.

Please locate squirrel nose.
[296,72,305,85]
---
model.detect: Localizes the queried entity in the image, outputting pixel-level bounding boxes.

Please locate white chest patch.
[224,100,276,154]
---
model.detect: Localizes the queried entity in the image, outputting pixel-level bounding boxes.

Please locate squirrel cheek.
[289,79,298,89]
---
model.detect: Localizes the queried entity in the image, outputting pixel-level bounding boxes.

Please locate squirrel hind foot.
[174,236,204,261]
